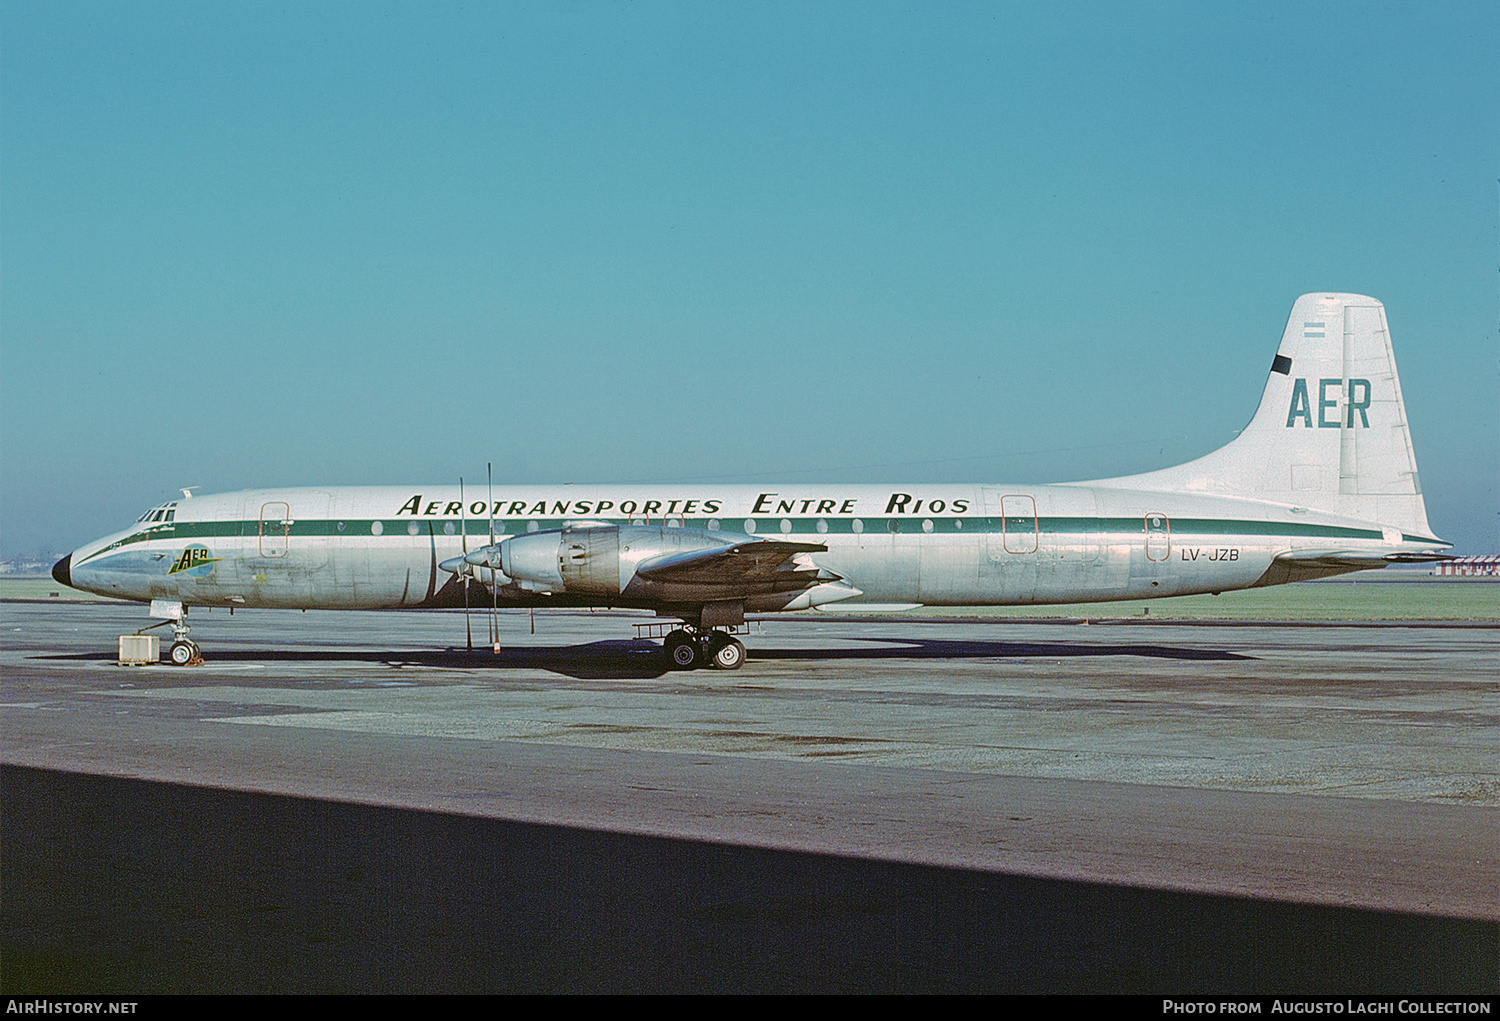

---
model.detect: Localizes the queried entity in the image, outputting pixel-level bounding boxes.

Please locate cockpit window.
[137,502,179,524]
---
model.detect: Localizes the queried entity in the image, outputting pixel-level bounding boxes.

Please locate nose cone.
[52,554,72,588]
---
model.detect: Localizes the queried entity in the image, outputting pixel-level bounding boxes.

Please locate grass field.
[4,576,1495,621]
[1,578,125,603]
[893,580,1499,622]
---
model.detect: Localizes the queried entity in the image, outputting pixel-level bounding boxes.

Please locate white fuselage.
[62,481,1424,612]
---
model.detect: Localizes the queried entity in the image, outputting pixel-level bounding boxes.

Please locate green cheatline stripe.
[78,515,1395,565]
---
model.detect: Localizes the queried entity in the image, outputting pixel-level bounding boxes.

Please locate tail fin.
[1094,293,1439,540]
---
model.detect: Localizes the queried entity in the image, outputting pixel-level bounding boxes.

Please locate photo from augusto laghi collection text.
[1162,1003,1493,1015]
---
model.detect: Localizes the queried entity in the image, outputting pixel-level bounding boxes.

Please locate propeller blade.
[489,463,499,649]
[461,477,471,652]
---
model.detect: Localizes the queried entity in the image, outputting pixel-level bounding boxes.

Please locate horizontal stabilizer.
[1274,549,1453,569]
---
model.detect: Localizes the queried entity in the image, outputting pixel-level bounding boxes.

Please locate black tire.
[708,635,745,670]
[168,641,195,666]
[665,636,701,670]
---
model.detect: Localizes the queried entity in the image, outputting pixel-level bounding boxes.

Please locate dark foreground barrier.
[3,764,1494,994]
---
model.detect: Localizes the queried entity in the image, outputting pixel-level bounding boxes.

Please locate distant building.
[0,558,58,576]
[1437,555,1500,577]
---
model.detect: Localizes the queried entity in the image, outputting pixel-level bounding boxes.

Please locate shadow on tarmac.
[30,635,1252,681]
[3,765,1493,994]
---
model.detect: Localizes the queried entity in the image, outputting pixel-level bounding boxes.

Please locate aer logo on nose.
[1286,378,1372,428]
[168,545,220,577]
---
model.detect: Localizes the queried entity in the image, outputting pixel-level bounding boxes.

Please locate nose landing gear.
[140,600,203,666]
[163,604,203,665]
[167,636,202,666]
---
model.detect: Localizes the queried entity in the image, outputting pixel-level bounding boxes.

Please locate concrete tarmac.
[2,602,1496,993]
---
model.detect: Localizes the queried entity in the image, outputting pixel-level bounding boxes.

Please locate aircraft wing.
[636,540,832,586]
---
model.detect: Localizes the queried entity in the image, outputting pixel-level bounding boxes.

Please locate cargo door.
[983,490,1039,559]
[1002,495,1039,554]
[980,489,1038,601]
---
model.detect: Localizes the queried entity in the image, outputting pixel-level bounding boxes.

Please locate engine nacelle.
[453,523,857,610]
[498,529,567,590]
[499,524,742,597]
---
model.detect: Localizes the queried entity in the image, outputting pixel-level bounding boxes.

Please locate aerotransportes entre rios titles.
[52,293,1451,671]
[391,492,969,520]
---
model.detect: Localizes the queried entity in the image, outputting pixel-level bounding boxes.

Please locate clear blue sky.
[4,1,1497,557]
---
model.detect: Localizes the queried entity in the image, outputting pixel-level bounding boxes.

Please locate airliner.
[53,293,1449,669]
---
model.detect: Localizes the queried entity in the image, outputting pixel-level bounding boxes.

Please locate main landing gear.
[661,627,746,671]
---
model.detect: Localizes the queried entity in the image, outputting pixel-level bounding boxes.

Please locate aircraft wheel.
[708,635,745,670]
[665,636,701,670]
[168,640,197,666]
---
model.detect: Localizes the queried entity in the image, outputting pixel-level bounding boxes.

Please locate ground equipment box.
[119,635,159,665]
